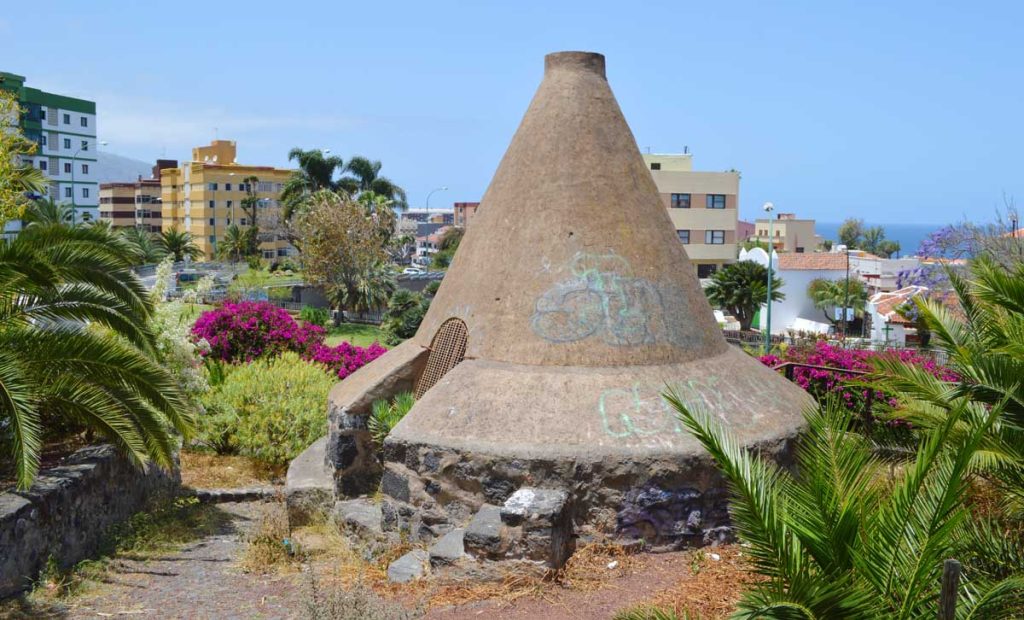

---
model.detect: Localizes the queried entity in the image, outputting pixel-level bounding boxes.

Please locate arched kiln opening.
[414,318,468,398]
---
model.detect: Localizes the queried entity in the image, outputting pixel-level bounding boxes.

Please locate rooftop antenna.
[684,145,689,154]
[644,146,651,154]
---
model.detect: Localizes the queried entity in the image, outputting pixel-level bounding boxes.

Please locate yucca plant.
[0,223,193,489]
[368,392,415,449]
[664,390,1024,619]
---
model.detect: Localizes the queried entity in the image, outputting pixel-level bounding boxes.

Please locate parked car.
[402,267,426,275]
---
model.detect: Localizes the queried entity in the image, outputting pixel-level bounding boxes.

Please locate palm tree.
[873,258,1024,509]
[704,261,784,331]
[0,224,193,489]
[339,156,408,210]
[156,228,203,262]
[280,148,345,222]
[808,277,868,331]
[217,224,256,263]
[119,226,165,264]
[663,392,1024,618]
[337,261,396,315]
[23,197,75,227]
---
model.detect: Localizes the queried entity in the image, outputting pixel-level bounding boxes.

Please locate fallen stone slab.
[387,549,429,583]
[429,528,466,567]
[332,499,383,538]
[500,488,569,526]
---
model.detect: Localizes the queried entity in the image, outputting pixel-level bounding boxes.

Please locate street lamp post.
[70,139,107,226]
[425,186,448,212]
[763,202,775,354]
[843,247,851,342]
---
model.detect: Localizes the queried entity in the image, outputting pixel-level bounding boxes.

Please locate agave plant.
[368,392,415,449]
[663,391,1024,619]
[0,224,193,489]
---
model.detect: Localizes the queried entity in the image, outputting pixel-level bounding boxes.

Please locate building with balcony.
[99,159,176,232]
[642,153,740,278]
[752,213,819,253]
[160,140,293,260]
[0,71,98,228]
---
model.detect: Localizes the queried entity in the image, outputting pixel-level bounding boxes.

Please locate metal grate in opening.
[414,318,468,399]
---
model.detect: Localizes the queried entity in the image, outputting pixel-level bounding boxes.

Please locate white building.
[866,286,926,346]
[740,248,849,335]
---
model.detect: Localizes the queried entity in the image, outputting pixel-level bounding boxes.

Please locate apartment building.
[99,159,176,232]
[642,153,739,278]
[752,213,818,253]
[0,71,99,227]
[161,140,292,260]
[453,201,480,227]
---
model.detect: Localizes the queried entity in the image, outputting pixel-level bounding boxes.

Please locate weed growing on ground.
[240,502,303,573]
[304,570,423,620]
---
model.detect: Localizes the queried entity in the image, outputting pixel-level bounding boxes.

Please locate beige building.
[752,213,817,253]
[453,201,479,227]
[99,159,176,232]
[161,140,293,260]
[643,153,739,278]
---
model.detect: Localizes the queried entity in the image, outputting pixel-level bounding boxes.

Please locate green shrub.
[423,280,440,297]
[198,352,335,465]
[300,305,331,328]
[368,392,415,448]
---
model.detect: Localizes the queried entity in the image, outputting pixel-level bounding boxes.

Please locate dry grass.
[636,546,755,619]
[179,450,284,489]
[239,502,303,574]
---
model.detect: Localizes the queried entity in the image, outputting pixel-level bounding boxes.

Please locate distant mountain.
[95,152,156,184]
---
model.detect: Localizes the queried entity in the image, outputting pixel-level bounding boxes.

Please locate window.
[81,163,89,174]
[63,138,71,149]
[670,193,691,209]
[697,264,718,278]
[208,182,218,190]
[226,218,231,226]
[225,183,231,191]
[706,194,726,209]
[705,230,725,244]
[209,218,215,225]
[81,140,88,151]
[40,135,47,146]
[209,236,216,244]
[40,109,45,120]
[263,250,275,259]
[208,200,215,209]
[677,230,690,244]
[64,163,72,174]
[64,187,72,198]
[240,218,247,226]
[63,113,70,124]
[226,200,232,210]
[82,188,90,198]
[80,117,88,127]
[650,162,661,170]
[796,247,805,254]
[39,160,47,171]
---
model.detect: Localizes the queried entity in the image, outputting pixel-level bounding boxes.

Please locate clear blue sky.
[2,1,1021,224]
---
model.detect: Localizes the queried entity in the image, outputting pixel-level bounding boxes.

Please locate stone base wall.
[381,435,798,550]
[0,445,180,598]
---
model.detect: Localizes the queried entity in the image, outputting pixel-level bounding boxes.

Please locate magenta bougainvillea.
[306,341,388,380]
[192,301,325,363]
[192,302,386,379]
[760,340,956,416]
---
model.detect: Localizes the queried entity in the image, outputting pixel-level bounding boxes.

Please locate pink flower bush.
[760,341,957,418]
[192,301,388,380]
[306,341,388,380]
[192,301,325,363]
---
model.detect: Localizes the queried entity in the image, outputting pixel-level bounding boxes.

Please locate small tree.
[296,190,391,318]
[808,277,868,332]
[838,217,865,248]
[0,90,47,226]
[705,261,784,331]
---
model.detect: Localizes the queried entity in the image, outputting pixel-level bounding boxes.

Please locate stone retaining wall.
[0,445,179,598]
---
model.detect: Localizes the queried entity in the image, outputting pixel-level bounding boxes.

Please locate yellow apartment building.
[642,153,740,278]
[752,213,819,253]
[161,140,293,260]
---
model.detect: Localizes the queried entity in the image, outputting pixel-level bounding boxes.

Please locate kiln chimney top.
[545,51,605,78]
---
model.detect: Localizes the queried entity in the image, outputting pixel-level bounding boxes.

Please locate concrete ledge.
[0,445,179,599]
[285,436,333,527]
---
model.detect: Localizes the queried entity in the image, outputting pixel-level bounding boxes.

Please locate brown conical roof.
[414,51,728,367]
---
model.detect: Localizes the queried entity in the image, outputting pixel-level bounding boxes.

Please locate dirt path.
[2,500,745,620]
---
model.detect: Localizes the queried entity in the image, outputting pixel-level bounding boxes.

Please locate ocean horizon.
[815,222,941,257]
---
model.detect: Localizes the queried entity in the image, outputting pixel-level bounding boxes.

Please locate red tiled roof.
[777,253,848,271]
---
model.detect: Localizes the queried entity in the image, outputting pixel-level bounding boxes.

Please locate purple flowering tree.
[192,301,326,363]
